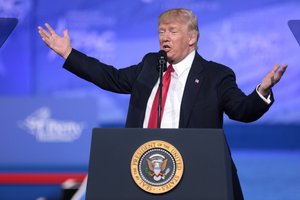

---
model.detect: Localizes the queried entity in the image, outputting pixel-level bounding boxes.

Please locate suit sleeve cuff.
[256,84,272,104]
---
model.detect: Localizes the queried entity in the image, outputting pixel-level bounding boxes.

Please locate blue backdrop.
[1,1,300,200]
[1,0,300,125]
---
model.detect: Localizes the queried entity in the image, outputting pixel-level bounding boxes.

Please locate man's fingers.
[45,23,56,36]
[40,34,51,46]
[271,64,287,80]
[275,64,287,76]
[272,64,280,74]
[261,64,288,90]
[38,26,53,41]
[37,27,53,47]
[38,28,50,40]
[63,29,69,39]
[281,64,288,71]
[272,64,288,83]
[276,64,288,78]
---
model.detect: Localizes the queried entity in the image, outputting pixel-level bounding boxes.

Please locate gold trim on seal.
[130,140,184,194]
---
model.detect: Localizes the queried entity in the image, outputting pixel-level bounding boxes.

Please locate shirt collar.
[169,50,195,77]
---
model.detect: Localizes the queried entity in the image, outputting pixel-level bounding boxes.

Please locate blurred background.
[0,0,299,199]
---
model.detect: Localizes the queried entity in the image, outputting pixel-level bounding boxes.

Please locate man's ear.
[188,31,198,46]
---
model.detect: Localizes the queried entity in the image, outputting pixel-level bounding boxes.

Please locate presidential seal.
[130,140,184,194]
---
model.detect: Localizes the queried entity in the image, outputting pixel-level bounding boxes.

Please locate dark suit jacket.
[64,49,272,128]
[63,49,273,200]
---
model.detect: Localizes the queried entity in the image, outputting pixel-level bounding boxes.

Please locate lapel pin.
[195,79,200,84]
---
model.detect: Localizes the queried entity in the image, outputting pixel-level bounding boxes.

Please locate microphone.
[157,50,167,72]
[157,50,167,128]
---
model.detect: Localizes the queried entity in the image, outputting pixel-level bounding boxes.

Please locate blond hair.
[158,8,199,43]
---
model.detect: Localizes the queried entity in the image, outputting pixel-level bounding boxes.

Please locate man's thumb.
[63,29,69,38]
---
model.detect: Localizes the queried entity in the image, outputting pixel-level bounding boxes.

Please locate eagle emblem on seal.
[146,154,170,181]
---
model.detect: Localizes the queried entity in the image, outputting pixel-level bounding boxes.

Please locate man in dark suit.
[38,8,287,200]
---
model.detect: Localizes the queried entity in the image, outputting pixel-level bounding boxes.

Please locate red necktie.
[148,65,174,128]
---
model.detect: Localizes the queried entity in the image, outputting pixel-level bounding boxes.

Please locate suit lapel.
[179,53,205,128]
[135,55,160,127]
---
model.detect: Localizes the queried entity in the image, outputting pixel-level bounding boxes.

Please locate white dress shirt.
[143,51,195,128]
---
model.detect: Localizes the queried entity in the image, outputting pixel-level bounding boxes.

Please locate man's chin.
[166,51,172,57]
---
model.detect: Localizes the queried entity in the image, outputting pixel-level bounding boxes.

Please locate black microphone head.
[157,50,167,72]
[158,50,167,59]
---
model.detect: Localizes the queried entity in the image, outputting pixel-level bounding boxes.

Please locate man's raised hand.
[258,64,288,97]
[38,23,72,59]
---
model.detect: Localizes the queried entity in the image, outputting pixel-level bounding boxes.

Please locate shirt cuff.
[256,84,272,104]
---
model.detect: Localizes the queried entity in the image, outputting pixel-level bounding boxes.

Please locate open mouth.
[162,44,171,52]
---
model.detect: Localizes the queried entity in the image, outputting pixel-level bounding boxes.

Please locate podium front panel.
[86,128,233,200]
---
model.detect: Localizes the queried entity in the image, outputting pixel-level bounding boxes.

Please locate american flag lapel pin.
[195,79,200,84]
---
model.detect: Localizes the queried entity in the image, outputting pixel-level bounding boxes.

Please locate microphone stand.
[157,51,167,128]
